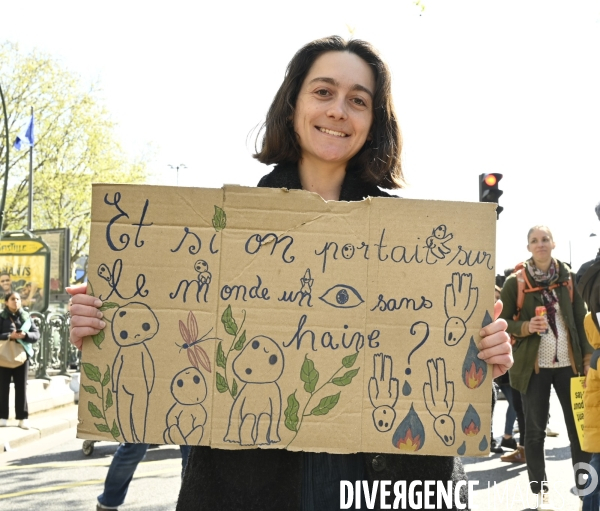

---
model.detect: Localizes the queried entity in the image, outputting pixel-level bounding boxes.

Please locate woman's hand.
[527,316,548,334]
[9,331,25,340]
[66,283,105,350]
[477,300,513,379]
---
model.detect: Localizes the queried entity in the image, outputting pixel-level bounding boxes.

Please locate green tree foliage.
[0,41,147,272]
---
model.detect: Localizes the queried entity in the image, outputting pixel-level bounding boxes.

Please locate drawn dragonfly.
[176,311,219,373]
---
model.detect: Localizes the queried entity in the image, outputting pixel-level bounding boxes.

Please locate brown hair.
[4,291,19,303]
[527,225,553,243]
[254,36,404,189]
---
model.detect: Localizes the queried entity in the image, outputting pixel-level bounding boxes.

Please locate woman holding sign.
[500,225,592,509]
[69,36,513,511]
[0,292,40,429]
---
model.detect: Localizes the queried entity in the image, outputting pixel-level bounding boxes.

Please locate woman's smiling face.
[293,51,375,169]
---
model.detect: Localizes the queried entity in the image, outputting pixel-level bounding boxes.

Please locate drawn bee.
[176,311,218,373]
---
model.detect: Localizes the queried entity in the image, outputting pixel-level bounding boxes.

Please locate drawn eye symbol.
[319,285,364,309]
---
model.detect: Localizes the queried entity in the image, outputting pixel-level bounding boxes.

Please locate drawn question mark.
[405,321,430,376]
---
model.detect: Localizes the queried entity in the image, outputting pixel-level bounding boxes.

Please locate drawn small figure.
[368,353,399,432]
[444,272,479,346]
[194,259,212,285]
[425,224,453,263]
[299,268,314,295]
[98,263,112,282]
[423,358,456,446]
[163,367,207,445]
[111,302,159,443]
[224,335,284,446]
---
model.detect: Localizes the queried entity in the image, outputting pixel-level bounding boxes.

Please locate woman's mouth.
[317,127,348,138]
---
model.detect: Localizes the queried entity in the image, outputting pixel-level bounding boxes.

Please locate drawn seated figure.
[224,335,284,446]
[164,366,208,445]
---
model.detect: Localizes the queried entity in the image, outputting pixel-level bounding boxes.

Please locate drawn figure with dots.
[194,259,212,285]
[224,335,284,446]
[368,353,399,432]
[163,367,207,445]
[111,302,159,443]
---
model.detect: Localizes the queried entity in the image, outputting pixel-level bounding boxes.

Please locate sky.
[3,0,600,273]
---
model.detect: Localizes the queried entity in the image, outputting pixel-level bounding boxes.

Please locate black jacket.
[177,164,470,511]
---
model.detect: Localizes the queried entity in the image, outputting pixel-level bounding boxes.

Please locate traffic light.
[479,173,503,218]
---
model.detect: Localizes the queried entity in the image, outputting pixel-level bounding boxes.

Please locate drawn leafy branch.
[81,363,120,440]
[215,305,246,399]
[284,352,360,447]
[212,206,227,232]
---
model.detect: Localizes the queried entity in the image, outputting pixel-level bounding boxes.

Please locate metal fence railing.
[28,311,79,379]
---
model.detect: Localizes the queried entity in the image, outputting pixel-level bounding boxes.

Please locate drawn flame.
[464,362,484,389]
[392,404,426,452]
[461,336,487,389]
[463,420,480,436]
[395,428,422,451]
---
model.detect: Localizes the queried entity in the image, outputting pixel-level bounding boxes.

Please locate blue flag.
[14,114,34,150]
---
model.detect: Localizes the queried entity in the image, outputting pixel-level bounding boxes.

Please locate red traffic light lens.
[484,174,497,186]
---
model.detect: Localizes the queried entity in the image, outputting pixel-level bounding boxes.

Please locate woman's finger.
[70,302,104,319]
[66,283,88,296]
[479,317,508,341]
[70,314,106,331]
[71,293,102,308]
[493,299,503,321]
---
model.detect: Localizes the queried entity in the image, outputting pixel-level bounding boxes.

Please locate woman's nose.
[326,98,347,119]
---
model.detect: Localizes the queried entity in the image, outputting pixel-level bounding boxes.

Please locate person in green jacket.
[500,225,592,510]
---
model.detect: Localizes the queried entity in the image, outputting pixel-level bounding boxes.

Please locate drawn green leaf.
[216,372,229,393]
[111,420,120,439]
[234,330,246,351]
[92,329,105,349]
[310,392,340,416]
[88,401,104,419]
[221,305,238,336]
[82,385,98,395]
[342,352,359,368]
[332,368,360,387]
[101,366,110,387]
[284,391,300,432]
[216,342,227,369]
[95,423,111,433]
[105,389,114,410]
[231,379,238,398]
[301,356,319,393]
[82,363,102,383]
[212,205,227,231]
[99,302,120,312]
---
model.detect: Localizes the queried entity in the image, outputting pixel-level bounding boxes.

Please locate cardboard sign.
[77,184,497,457]
[571,375,586,446]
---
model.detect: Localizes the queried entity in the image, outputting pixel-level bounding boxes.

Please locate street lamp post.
[168,163,187,186]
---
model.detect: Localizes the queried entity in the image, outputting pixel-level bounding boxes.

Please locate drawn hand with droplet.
[368,353,399,432]
[444,272,478,346]
[423,358,455,446]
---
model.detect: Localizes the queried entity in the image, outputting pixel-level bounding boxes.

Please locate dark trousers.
[0,360,29,420]
[522,366,590,494]
[512,387,525,445]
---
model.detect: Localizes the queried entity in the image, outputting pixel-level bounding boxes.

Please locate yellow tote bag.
[571,376,586,446]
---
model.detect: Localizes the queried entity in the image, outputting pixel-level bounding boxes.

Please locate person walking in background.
[0,292,40,429]
[576,200,600,511]
[501,225,593,510]
[97,443,191,511]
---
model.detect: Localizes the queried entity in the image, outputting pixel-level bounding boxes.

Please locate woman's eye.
[352,97,367,106]
[315,89,330,97]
